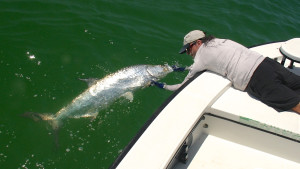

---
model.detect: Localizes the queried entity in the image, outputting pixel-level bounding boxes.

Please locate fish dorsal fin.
[121,92,134,102]
[79,78,99,87]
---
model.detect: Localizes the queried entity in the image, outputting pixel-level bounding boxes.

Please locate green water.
[0,0,299,168]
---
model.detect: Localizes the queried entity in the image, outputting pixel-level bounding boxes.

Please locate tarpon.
[23,64,173,130]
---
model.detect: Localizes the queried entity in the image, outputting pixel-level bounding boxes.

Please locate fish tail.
[21,112,61,129]
[21,112,48,121]
[22,112,61,148]
[50,119,61,130]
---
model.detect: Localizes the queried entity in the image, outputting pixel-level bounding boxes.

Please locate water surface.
[0,0,299,168]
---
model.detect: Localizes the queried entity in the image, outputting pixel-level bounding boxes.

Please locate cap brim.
[179,43,189,54]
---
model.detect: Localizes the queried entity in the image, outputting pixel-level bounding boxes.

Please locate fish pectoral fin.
[85,111,99,119]
[79,78,99,87]
[122,92,134,102]
[72,111,99,120]
[87,111,99,122]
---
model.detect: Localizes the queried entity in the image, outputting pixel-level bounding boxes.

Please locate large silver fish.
[23,64,173,130]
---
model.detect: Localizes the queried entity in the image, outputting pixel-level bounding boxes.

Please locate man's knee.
[292,103,300,114]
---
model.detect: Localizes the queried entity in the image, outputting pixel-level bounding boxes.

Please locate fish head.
[146,64,173,80]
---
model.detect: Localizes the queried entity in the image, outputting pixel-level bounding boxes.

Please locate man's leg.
[292,103,300,114]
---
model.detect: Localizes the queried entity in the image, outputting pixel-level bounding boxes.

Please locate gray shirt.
[164,38,264,91]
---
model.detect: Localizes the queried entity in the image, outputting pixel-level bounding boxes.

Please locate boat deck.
[177,135,299,169]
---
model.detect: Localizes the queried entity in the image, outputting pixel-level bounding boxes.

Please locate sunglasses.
[186,41,197,53]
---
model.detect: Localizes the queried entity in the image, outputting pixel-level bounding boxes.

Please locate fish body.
[29,64,173,129]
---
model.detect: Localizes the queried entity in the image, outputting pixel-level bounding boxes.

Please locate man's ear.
[197,40,202,45]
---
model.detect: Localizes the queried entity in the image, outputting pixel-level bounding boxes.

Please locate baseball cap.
[179,30,205,54]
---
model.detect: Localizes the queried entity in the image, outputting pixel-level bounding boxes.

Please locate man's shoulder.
[203,38,227,47]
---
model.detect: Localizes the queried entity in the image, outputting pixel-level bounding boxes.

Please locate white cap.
[179,30,205,54]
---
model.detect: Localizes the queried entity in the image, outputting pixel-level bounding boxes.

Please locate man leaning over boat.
[152,30,300,114]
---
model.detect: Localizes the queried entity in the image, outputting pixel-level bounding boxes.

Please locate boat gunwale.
[109,70,205,169]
